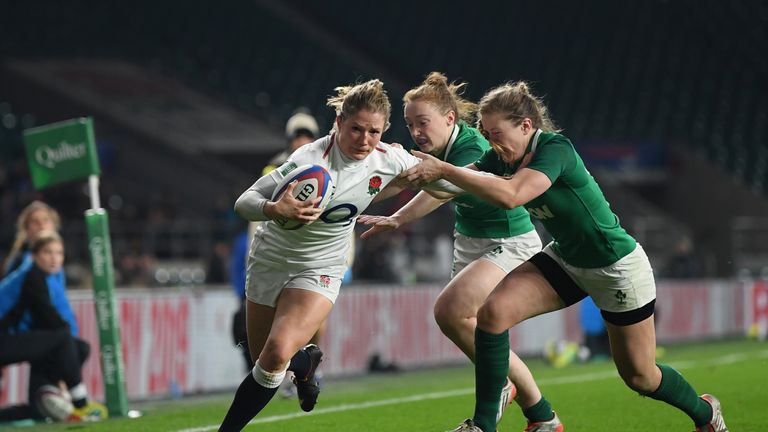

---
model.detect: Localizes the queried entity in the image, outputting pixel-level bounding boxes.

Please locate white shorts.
[452,230,542,278]
[245,260,346,307]
[541,242,656,313]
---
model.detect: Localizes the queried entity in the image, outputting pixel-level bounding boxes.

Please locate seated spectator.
[0,230,106,422]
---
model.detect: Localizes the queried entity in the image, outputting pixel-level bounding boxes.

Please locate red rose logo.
[368,176,382,195]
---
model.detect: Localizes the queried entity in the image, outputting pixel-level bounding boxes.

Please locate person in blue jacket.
[0,202,93,420]
[0,230,106,421]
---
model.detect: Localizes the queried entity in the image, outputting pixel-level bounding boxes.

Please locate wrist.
[441,162,454,179]
[264,202,279,220]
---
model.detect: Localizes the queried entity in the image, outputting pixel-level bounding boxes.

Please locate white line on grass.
[176,348,768,432]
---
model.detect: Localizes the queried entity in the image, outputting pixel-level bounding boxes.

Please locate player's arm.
[235,174,321,224]
[359,163,479,239]
[359,190,451,239]
[404,151,551,209]
[371,182,405,203]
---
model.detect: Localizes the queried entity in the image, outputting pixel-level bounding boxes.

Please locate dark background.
[1,0,767,286]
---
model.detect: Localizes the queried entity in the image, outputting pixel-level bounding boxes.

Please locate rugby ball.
[34,384,74,421]
[271,164,334,230]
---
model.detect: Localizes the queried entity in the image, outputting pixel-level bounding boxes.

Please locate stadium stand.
[1,0,767,280]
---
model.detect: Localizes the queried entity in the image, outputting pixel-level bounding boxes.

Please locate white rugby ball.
[34,384,74,421]
[271,164,334,230]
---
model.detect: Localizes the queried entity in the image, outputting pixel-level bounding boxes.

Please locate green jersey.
[440,121,534,238]
[474,130,636,268]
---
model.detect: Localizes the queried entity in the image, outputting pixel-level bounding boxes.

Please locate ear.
[335,115,343,129]
[521,118,533,134]
[446,110,457,126]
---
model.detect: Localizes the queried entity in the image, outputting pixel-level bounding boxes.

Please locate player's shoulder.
[290,136,333,163]
[538,131,574,149]
[372,141,412,159]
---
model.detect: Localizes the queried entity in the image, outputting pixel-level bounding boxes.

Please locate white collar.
[441,124,460,161]
[530,128,543,153]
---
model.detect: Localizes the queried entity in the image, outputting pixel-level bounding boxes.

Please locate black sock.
[288,348,311,379]
[219,373,278,432]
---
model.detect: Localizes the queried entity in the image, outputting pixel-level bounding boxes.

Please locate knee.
[258,339,294,371]
[433,298,464,330]
[477,301,519,334]
[619,369,658,394]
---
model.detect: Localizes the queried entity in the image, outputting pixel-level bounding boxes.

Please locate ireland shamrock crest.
[368,175,382,195]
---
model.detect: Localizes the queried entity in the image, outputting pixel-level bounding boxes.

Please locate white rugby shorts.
[451,229,542,278]
[245,261,346,307]
[542,242,656,313]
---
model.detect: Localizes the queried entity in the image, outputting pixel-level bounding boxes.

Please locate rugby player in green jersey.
[401,81,727,432]
[359,72,563,430]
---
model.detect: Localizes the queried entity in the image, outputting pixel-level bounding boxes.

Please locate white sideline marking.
[176,349,768,432]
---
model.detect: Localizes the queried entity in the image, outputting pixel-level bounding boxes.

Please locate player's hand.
[402,150,446,187]
[390,142,404,149]
[271,181,324,224]
[357,215,400,239]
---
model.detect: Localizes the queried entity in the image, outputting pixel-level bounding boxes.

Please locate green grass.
[8,339,768,432]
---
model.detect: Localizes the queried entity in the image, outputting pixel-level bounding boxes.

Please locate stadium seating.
[1,0,766,278]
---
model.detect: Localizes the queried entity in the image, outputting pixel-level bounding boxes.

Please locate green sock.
[472,328,509,432]
[648,364,712,426]
[522,397,554,423]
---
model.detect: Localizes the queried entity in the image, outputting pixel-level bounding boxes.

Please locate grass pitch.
[12,339,768,432]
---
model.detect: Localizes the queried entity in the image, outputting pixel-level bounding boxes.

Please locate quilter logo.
[89,236,106,278]
[34,140,88,169]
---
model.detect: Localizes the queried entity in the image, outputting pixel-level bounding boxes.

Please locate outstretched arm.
[358,190,451,239]
[403,151,552,209]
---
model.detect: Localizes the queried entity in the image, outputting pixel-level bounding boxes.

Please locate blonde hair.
[326,79,391,132]
[403,72,477,123]
[477,81,559,132]
[5,201,61,270]
[29,230,63,254]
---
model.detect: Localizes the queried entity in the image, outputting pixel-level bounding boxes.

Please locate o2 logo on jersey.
[320,203,358,226]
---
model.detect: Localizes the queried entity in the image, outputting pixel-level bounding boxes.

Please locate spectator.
[0,230,106,422]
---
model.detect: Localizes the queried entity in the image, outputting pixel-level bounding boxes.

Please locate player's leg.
[597,244,726,431]
[265,288,330,412]
[307,317,327,386]
[471,261,568,432]
[219,299,276,432]
[435,260,541,412]
[219,291,331,431]
[606,315,726,430]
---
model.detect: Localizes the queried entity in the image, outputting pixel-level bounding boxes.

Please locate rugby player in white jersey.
[218,79,460,431]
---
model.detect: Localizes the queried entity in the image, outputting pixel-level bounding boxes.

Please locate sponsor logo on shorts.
[319,275,331,288]
[491,246,503,255]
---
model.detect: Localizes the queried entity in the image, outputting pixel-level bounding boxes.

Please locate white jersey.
[250,134,420,270]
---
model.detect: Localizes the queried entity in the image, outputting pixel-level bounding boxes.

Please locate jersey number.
[320,203,358,226]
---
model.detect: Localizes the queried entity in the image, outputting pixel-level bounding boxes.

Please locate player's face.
[33,241,64,274]
[479,112,533,164]
[404,100,455,156]
[25,210,55,239]
[336,110,386,160]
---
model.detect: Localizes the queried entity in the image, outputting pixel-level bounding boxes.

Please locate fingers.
[359,223,392,239]
[411,150,428,160]
[390,142,404,149]
[359,227,376,239]
[357,215,375,224]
